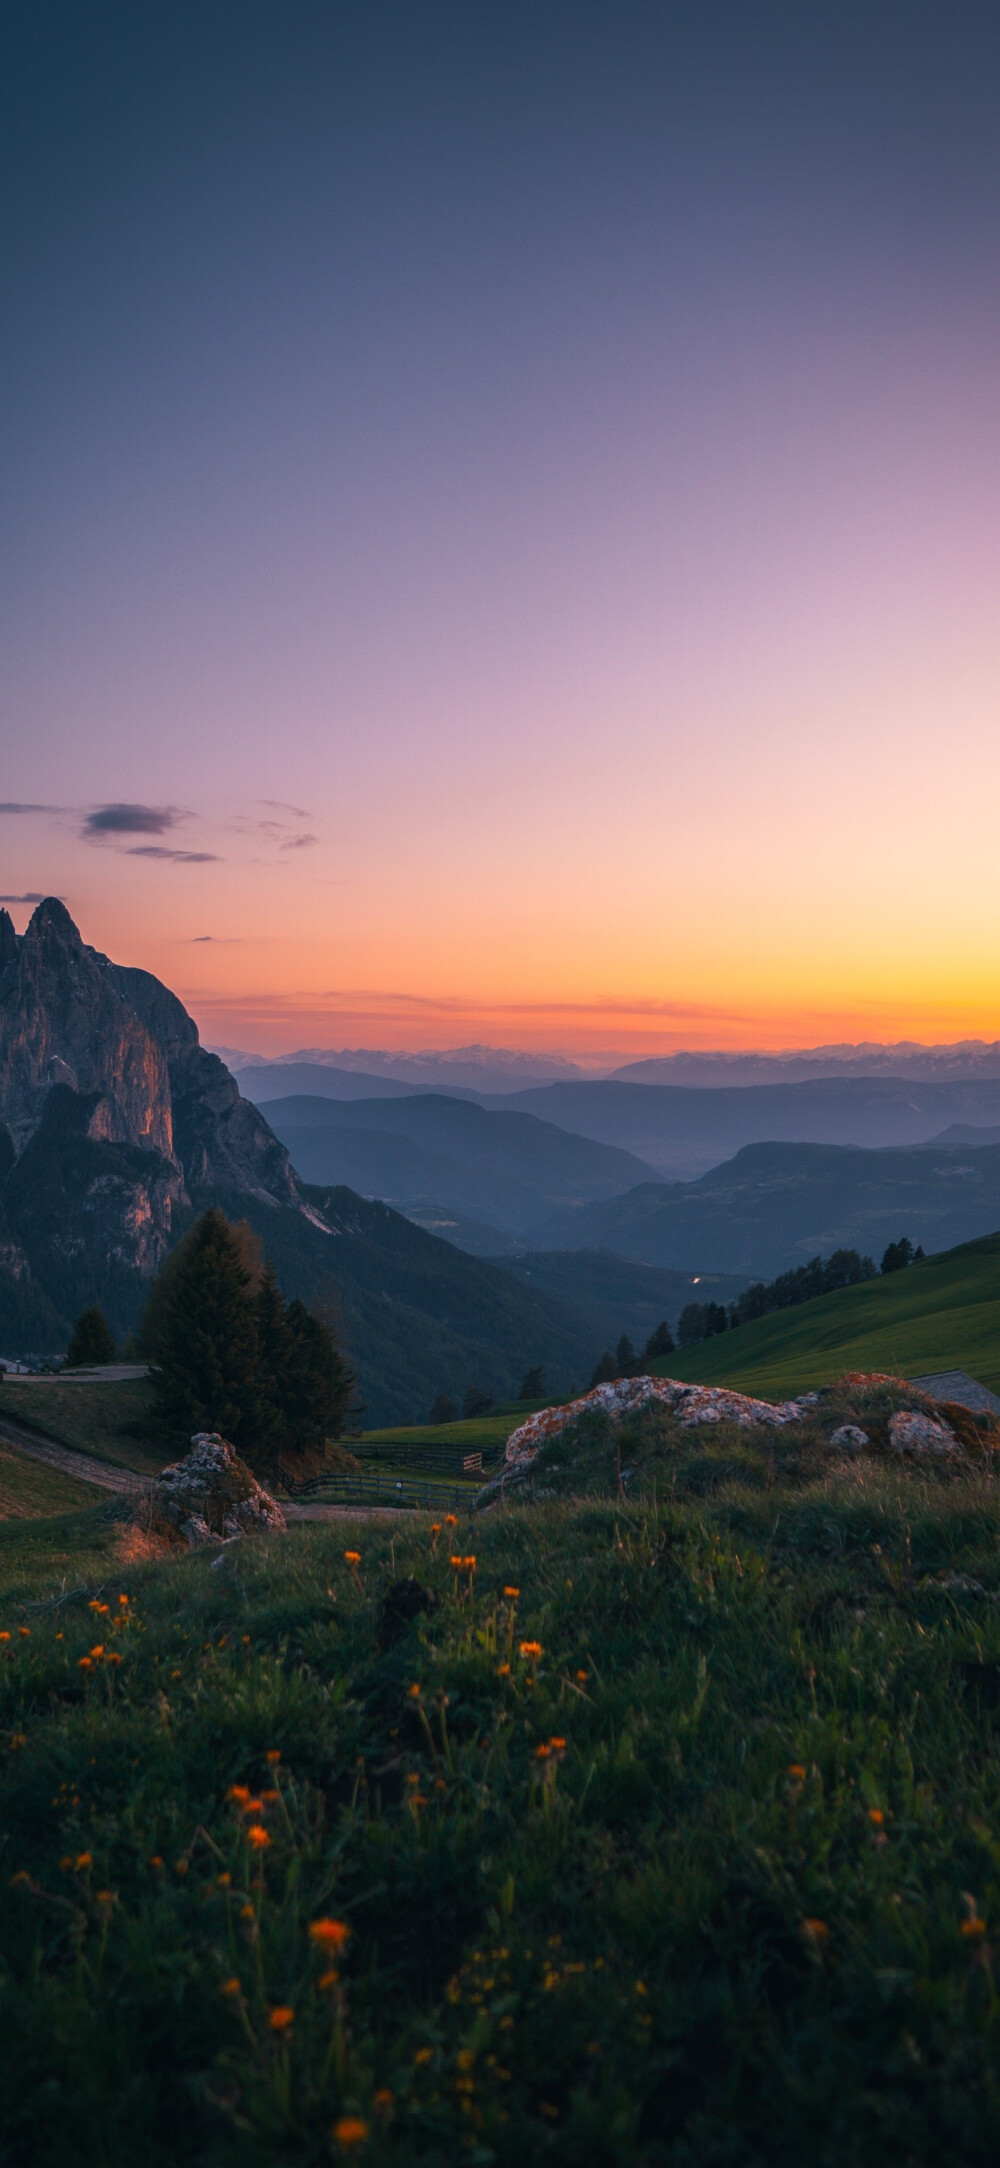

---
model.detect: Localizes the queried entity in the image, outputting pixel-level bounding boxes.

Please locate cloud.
[281,832,318,851]
[83,803,181,837]
[0,802,63,815]
[0,891,62,903]
[258,798,311,819]
[191,934,241,943]
[127,846,219,863]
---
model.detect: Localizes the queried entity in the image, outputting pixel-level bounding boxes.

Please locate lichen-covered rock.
[888,1409,961,1459]
[830,1424,869,1454]
[472,1375,808,1507]
[151,1433,286,1546]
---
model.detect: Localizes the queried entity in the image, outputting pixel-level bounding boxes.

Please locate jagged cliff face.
[0,900,300,1343]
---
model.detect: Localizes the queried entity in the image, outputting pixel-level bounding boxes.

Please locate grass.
[0,1377,163,1474]
[0,1440,106,1519]
[660,1228,1000,1401]
[2,1389,1000,2163]
[361,1399,546,1456]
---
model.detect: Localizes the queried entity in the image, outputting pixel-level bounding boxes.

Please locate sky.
[1,1,998,1059]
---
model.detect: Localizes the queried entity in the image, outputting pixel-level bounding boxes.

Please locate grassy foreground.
[1,1407,1000,2164]
[663,1230,1000,1401]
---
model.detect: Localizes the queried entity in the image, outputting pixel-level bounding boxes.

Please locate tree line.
[676,1237,924,1347]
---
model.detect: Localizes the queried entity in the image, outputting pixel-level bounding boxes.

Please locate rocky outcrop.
[474,1373,808,1506]
[150,1433,286,1546]
[0,899,303,1342]
[0,901,173,1157]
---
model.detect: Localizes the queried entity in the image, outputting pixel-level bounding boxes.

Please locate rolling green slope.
[656,1229,1000,1398]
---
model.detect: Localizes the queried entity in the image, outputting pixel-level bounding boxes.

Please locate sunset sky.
[2,2,998,1058]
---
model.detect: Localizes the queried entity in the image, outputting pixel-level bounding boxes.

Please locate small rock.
[150,1433,285,1547]
[888,1409,961,1460]
[830,1424,869,1454]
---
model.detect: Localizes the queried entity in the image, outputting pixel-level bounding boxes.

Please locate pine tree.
[518,1366,545,1400]
[588,1351,617,1388]
[279,1298,353,1477]
[642,1320,675,1362]
[65,1304,117,1367]
[146,1209,261,1450]
[615,1334,636,1375]
[253,1260,292,1475]
[429,1392,457,1424]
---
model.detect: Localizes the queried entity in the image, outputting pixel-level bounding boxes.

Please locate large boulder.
[151,1432,286,1546]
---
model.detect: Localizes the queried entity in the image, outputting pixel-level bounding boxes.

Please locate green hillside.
[657,1229,1000,1399]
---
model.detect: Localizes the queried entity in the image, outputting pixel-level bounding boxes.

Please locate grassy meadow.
[0,1376,163,1475]
[1,1390,1000,2163]
[662,1230,1000,1402]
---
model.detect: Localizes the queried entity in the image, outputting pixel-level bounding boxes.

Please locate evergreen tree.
[518,1366,545,1399]
[279,1298,353,1472]
[146,1209,261,1450]
[643,1320,675,1362]
[615,1334,636,1374]
[429,1392,457,1424]
[253,1261,293,1474]
[65,1304,117,1367]
[462,1386,493,1419]
[588,1351,617,1388]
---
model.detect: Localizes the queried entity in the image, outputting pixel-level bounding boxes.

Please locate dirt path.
[0,1417,146,1496]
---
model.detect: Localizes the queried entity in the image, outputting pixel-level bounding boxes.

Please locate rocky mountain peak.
[0,901,301,1341]
[0,910,17,973]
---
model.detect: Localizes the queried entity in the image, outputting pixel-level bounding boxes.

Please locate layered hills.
[484,1075,1000,1178]
[0,903,602,1419]
[255,1090,659,1236]
[535,1137,1000,1276]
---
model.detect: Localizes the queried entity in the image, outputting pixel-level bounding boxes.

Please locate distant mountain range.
[533,1137,1000,1277]
[222,1037,1000,1098]
[255,1091,660,1236]
[223,1043,589,1094]
[480,1077,1000,1179]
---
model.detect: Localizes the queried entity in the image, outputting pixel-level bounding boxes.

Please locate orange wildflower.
[221,1976,242,1996]
[118,1594,129,1606]
[519,1641,542,1659]
[77,1657,93,1672]
[265,1748,281,1764]
[497,1663,511,1676]
[150,1856,164,1870]
[317,1968,339,1989]
[373,2088,394,2119]
[0,1633,9,1643]
[802,1918,828,1943]
[549,1736,567,1752]
[227,1784,252,1804]
[268,2005,295,2031]
[90,1645,104,1657]
[344,1550,361,1565]
[332,2118,369,2150]
[429,1522,442,1535]
[961,1917,987,1938]
[105,1651,122,1666]
[449,1554,463,1568]
[74,1852,92,1871]
[246,1824,271,1849]
[218,1872,232,1888]
[787,1764,807,1780]
[18,1627,30,1638]
[309,1917,352,1953]
[575,1669,588,1680]
[503,1586,520,1599]
[462,1556,477,1571]
[535,1743,551,1760]
[407,1682,422,1698]
[868,1808,885,1826]
[444,1514,458,1526]
[96,1890,114,1909]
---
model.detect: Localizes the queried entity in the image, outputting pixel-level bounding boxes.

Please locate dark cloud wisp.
[128,846,219,863]
[83,803,181,837]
